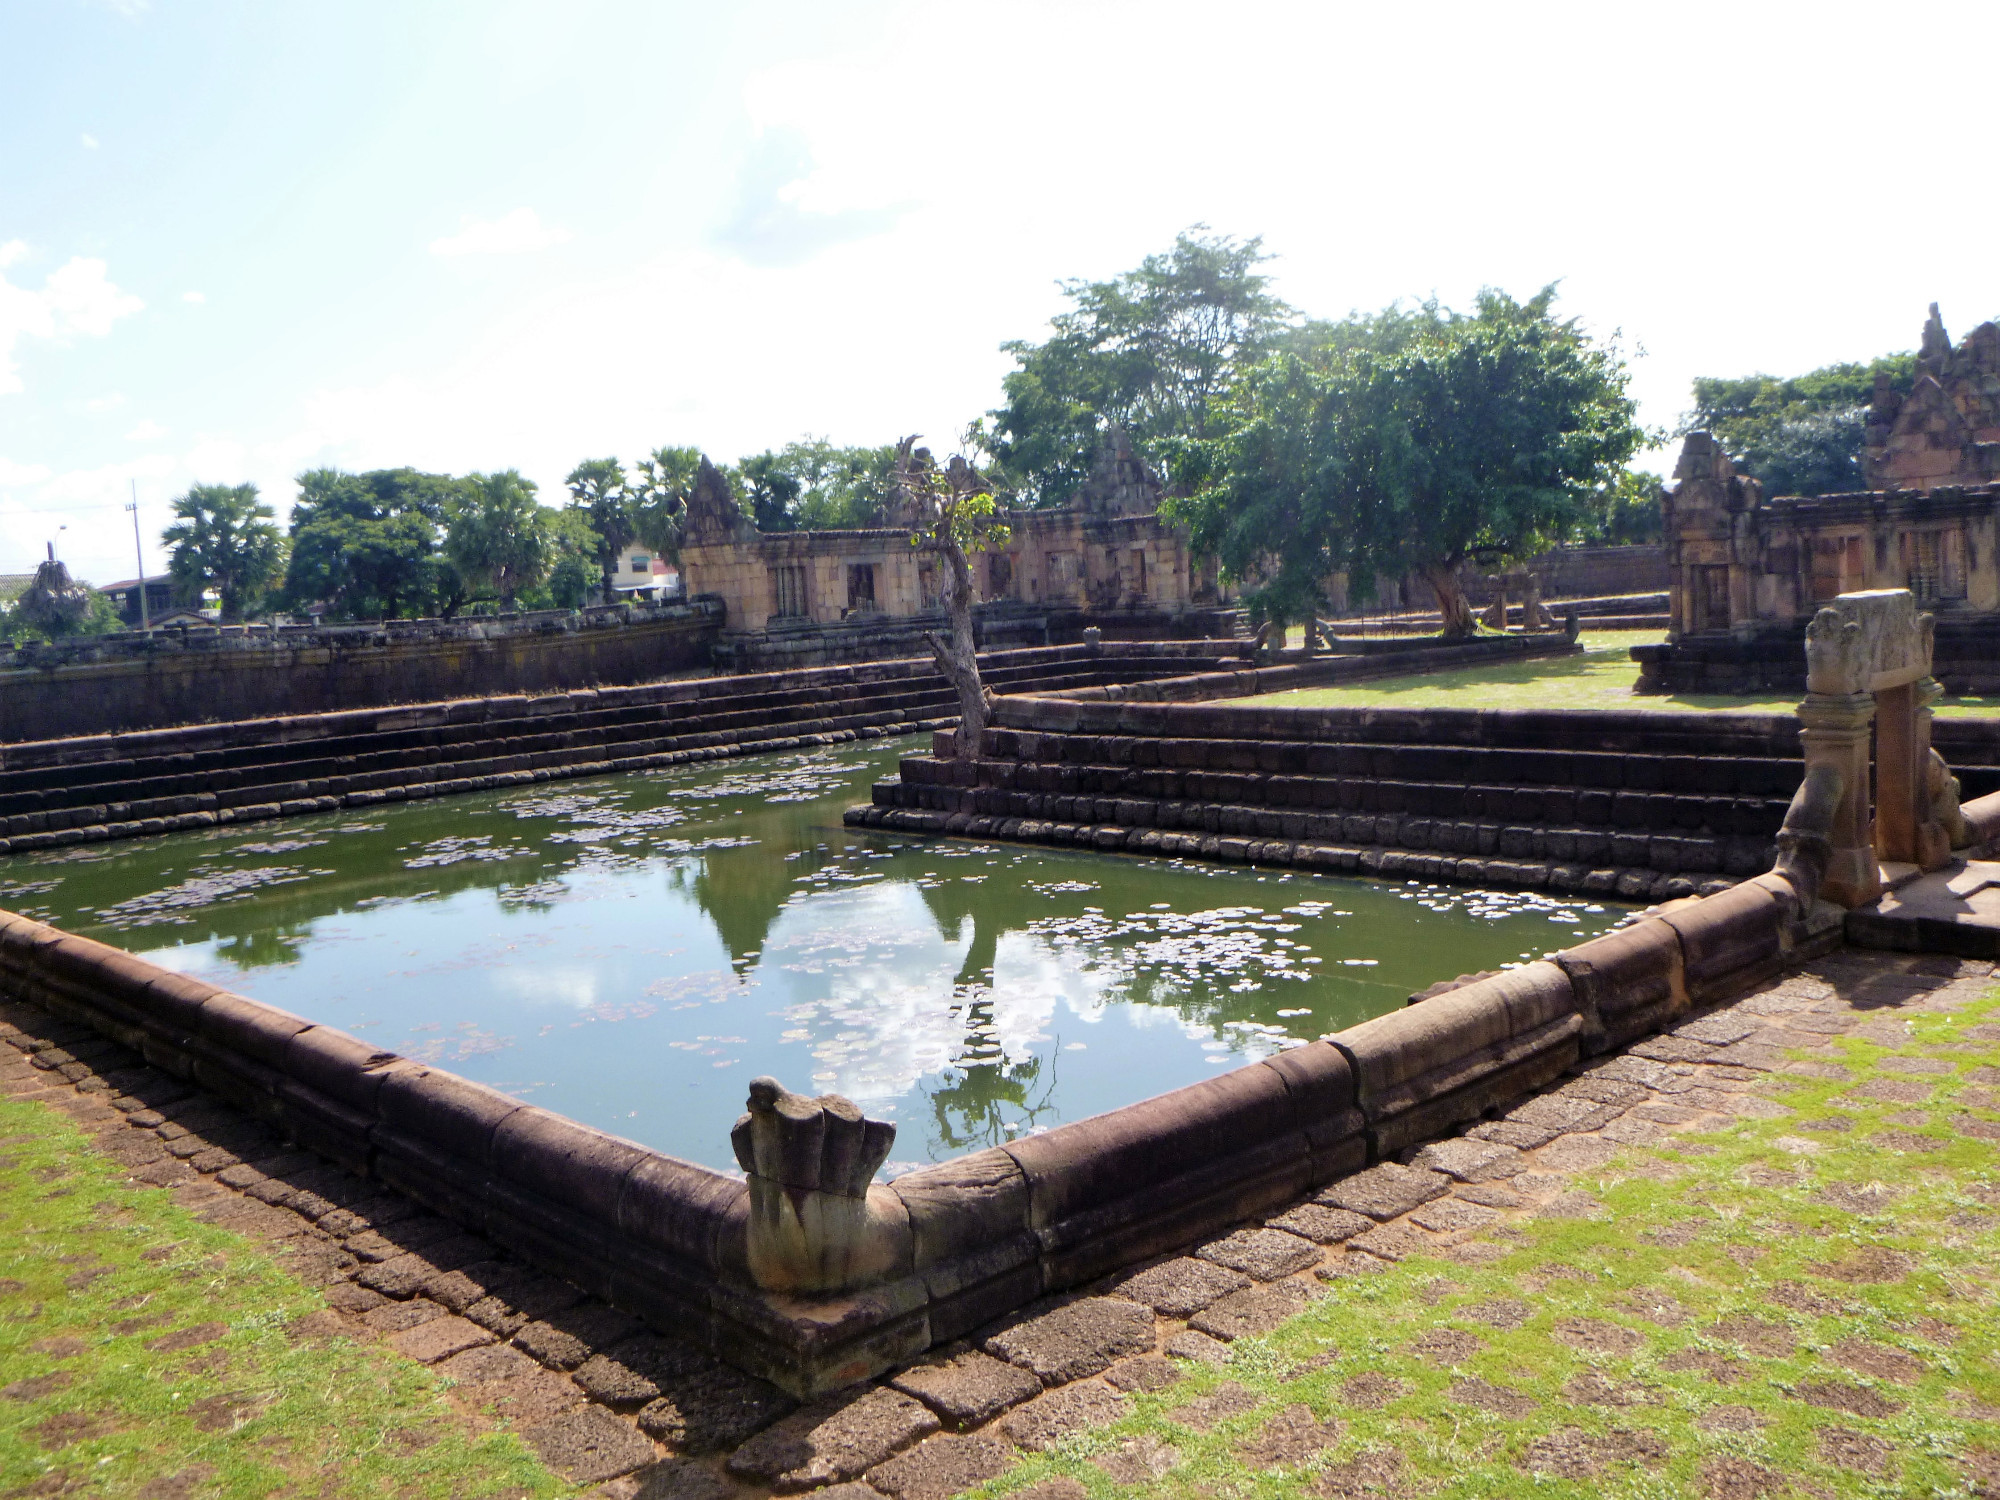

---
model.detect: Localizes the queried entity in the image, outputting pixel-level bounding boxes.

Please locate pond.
[0,738,1632,1176]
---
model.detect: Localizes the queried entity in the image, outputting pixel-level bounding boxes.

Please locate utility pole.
[126,483,151,632]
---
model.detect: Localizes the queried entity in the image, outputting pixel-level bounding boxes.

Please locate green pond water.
[0,737,1632,1175]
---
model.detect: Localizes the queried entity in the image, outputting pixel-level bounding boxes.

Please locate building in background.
[678,429,1234,670]
[97,575,176,627]
[1639,308,2000,694]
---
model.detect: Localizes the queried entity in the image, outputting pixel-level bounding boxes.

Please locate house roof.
[98,575,171,593]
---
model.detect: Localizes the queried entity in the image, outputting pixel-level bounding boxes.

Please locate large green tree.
[1572,468,1665,546]
[731,451,804,532]
[444,470,552,611]
[161,482,287,621]
[979,228,1292,505]
[727,439,898,531]
[538,509,601,609]
[1687,352,1916,498]
[283,468,461,620]
[1167,287,1643,638]
[563,457,634,602]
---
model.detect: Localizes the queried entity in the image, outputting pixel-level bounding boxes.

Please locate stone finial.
[1919,302,1952,372]
[730,1077,905,1295]
[685,456,750,543]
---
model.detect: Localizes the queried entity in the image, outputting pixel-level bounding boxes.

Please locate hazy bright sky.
[4,0,1997,584]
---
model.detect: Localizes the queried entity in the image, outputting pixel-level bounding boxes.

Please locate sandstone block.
[727,1386,939,1490]
[1316,1162,1449,1220]
[890,1348,1041,1429]
[984,1297,1153,1383]
[1189,1280,1315,1341]
[1112,1256,1250,1317]
[1194,1227,1320,1281]
[521,1404,657,1486]
[999,1382,1128,1451]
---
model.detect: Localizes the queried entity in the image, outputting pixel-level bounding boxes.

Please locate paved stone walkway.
[2,942,1997,1497]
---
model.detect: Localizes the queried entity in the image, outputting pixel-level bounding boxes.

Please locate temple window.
[770,564,808,619]
[847,563,877,612]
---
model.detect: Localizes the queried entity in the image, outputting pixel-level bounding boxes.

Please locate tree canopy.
[563,457,634,600]
[1686,352,1915,498]
[979,228,1292,506]
[729,439,898,531]
[444,470,552,610]
[282,467,464,619]
[161,482,287,621]
[1166,287,1643,636]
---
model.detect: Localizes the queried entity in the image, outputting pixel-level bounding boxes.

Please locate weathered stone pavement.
[2,941,1998,1496]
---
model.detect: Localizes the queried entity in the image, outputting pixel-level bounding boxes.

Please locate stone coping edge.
[1039,633,1581,704]
[0,861,1832,1398]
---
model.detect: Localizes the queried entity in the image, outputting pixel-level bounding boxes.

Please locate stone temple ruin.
[1639,305,2000,694]
[679,430,1232,670]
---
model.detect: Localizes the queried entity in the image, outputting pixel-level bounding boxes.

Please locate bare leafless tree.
[893,437,1011,764]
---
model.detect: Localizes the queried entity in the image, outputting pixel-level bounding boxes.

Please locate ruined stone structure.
[1779,589,1967,907]
[1636,308,2000,695]
[679,435,1229,670]
[1865,304,2000,490]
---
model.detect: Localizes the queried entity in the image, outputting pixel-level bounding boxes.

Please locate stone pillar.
[1876,674,1952,869]
[1797,692,1879,907]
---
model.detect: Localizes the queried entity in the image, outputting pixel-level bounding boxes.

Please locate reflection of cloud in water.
[761,882,1338,1105]
[491,965,599,1011]
[758,884,1136,1105]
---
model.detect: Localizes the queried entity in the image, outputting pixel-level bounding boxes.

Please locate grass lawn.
[0,1093,566,1499]
[1253,629,2000,718]
[983,976,2000,1499]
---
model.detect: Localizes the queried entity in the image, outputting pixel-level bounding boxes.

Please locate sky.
[3,0,1997,585]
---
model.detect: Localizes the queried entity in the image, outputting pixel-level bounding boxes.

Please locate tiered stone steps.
[0,644,1241,856]
[851,700,2000,902]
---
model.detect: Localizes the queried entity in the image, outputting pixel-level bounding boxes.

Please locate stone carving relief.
[731,1076,903,1295]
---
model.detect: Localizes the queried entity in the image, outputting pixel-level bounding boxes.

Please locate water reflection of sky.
[0,738,1633,1174]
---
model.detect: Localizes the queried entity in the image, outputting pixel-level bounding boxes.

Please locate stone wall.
[1636,616,2000,697]
[0,601,723,744]
[1465,546,1667,605]
[1037,632,1582,705]
[678,431,1213,659]
[709,603,1244,674]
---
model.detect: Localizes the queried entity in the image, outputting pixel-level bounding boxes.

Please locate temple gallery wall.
[5,586,1998,1397]
[1640,306,2000,695]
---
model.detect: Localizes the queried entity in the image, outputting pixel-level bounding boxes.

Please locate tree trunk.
[1424,564,1476,639]
[924,545,988,764]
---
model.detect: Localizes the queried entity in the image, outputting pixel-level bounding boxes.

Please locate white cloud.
[124,419,168,442]
[428,208,571,258]
[0,247,144,394]
[182,290,204,304]
[0,457,52,485]
[81,133,99,150]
